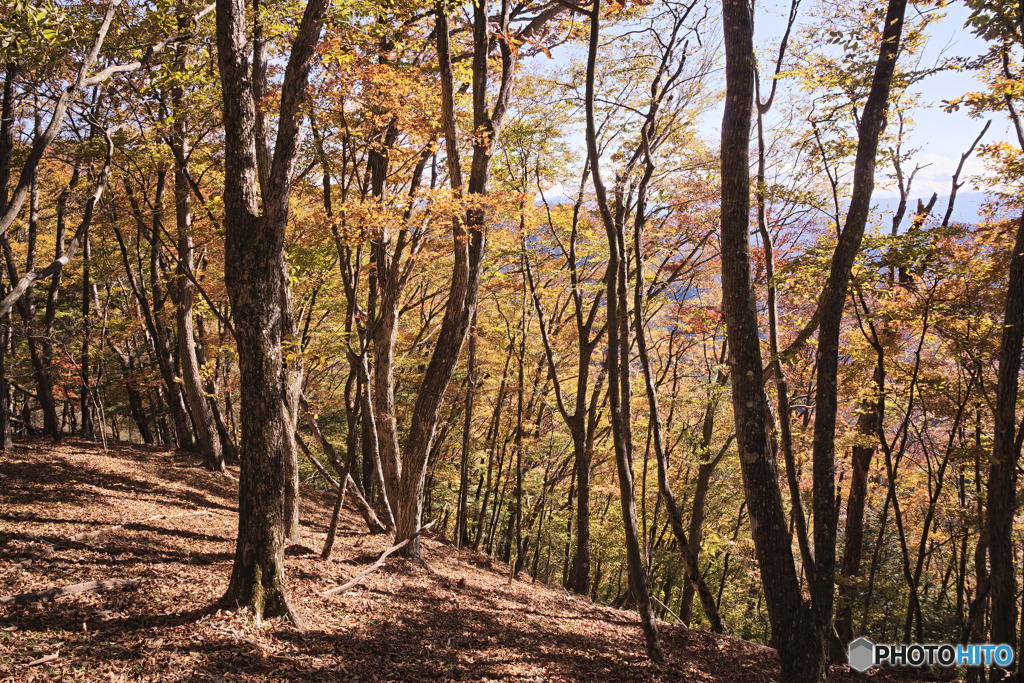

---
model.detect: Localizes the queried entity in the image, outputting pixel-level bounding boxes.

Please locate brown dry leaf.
[0,438,941,683]
[26,651,59,667]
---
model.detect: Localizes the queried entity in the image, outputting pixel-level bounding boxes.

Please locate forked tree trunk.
[215,0,328,623]
[584,0,662,662]
[374,0,516,560]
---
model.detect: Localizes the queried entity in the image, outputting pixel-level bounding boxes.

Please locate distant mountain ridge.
[871,191,1002,229]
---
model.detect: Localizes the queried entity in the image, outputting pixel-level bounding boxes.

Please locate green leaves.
[0,0,68,61]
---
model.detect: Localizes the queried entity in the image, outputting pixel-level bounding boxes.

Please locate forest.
[0,0,1023,680]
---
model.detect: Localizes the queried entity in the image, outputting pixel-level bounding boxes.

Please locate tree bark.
[215,0,328,624]
[987,211,1024,658]
[719,0,824,678]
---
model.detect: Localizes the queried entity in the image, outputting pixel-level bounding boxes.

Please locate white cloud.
[875,152,991,200]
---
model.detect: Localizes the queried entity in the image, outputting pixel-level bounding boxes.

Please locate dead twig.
[651,595,687,627]
[323,520,436,596]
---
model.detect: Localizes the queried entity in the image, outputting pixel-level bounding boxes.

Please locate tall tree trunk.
[836,350,884,643]
[808,0,907,650]
[512,264,526,576]
[80,230,94,438]
[376,0,517,560]
[0,79,59,442]
[719,0,824,678]
[456,311,477,549]
[987,211,1024,662]
[0,323,9,453]
[633,185,727,635]
[584,0,662,662]
[215,0,328,623]
[151,173,196,451]
[0,64,15,452]
[172,16,224,471]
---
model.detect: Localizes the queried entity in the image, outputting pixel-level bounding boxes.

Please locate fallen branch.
[0,578,140,606]
[3,510,212,575]
[323,520,436,596]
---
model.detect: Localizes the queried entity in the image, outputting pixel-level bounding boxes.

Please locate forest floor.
[0,437,947,682]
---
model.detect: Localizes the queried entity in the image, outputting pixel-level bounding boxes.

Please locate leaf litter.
[0,437,942,681]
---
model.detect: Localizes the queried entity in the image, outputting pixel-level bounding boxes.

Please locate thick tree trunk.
[215,0,327,623]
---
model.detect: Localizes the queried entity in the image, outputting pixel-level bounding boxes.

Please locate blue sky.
[529,1,1012,222]
[753,0,1008,200]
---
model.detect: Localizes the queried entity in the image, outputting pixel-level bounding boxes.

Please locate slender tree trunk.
[809,0,907,651]
[634,199,727,634]
[512,265,526,576]
[80,228,94,438]
[151,172,196,451]
[1,240,59,440]
[456,311,477,548]
[836,352,884,643]
[584,1,662,662]
[111,206,193,450]
[172,21,223,471]
[474,363,508,551]
[719,0,824,677]
[0,66,15,452]
[0,323,9,453]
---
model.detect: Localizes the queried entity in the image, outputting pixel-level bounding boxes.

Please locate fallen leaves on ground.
[0,437,942,681]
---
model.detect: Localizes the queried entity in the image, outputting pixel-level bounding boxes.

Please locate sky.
[753,0,1007,200]
[530,0,1013,223]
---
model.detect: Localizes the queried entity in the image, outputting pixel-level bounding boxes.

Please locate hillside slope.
[1,439,936,681]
